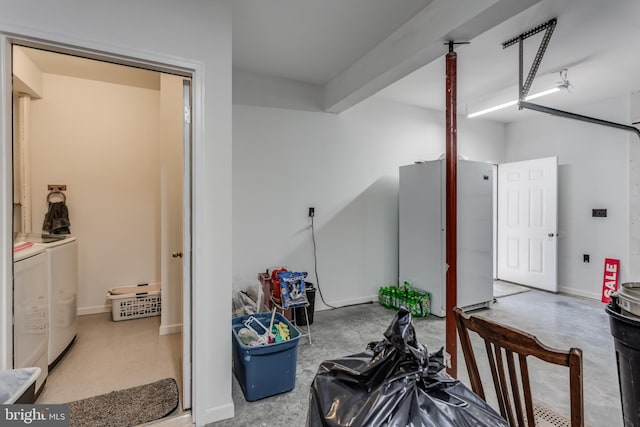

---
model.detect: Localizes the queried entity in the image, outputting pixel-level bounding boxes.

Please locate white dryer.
[13,242,49,395]
[18,234,78,367]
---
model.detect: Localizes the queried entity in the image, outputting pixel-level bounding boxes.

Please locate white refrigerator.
[399,159,494,317]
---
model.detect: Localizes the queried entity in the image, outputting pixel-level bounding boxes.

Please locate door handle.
[172,251,183,258]
[548,233,555,237]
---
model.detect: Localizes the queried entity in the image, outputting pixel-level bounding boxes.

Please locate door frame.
[181,78,192,410]
[0,31,200,418]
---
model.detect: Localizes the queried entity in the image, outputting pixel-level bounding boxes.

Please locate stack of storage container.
[378,282,430,317]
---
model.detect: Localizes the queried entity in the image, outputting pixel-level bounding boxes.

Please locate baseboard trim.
[558,286,600,300]
[159,323,182,335]
[203,402,234,426]
[77,305,111,316]
[315,294,378,311]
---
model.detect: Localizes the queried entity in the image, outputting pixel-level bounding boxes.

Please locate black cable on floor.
[311,215,337,309]
[310,216,374,310]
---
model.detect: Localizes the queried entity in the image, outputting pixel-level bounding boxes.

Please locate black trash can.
[606,297,640,427]
[294,282,316,326]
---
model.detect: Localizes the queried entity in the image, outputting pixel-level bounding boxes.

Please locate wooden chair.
[453,307,584,427]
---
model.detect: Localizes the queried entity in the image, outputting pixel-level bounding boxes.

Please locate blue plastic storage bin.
[232,312,301,401]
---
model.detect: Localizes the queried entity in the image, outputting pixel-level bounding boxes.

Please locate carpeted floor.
[68,378,178,427]
[493,280,530,298]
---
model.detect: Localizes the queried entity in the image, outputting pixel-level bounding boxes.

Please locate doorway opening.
[494,157,559,295]
[8,42,193,414]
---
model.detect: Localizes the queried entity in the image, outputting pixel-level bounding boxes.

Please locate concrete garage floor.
[212,290,622,426]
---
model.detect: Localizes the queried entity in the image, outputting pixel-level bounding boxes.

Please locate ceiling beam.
[323,0,543,113]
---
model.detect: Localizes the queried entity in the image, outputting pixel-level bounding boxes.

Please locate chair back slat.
[457,313,486,399]
[505,349,527,426]
[453,307,584,427]
[494,344,517,425]
[519,354,536,425]
[484,341,509,421]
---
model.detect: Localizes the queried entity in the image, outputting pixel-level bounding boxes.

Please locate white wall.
[0,1,232,425]
[12,94,20,222]
[12,48,43,233]
[12,47,43,98]
[505,95,631,299]
[30,73,160,313]
[233,91,505,308]
[233,69,323,112]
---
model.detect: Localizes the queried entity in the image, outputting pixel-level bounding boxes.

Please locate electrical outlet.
[308,207,315,217]
[592,209,607,217]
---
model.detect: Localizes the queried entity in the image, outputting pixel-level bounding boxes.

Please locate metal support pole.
[445,41,458,378]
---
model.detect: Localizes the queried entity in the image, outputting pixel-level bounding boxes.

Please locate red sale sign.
[601,258,620,303]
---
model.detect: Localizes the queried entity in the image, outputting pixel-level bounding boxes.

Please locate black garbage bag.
[307,308,508,427]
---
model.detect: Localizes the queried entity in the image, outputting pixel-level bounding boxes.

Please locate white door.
[160,74,191,409]
[497,157,558,291]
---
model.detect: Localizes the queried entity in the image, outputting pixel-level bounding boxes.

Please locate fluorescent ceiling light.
[467,87,561,118]
[524,87,561,100]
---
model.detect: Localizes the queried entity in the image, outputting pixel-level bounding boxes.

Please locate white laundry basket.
[107,283,161,321]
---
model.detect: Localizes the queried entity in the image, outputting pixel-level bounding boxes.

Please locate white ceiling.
[16,0,640,124]
[233,0,640,123]
[232,0,433,84]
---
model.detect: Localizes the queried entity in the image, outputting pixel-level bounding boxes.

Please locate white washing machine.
[18,234,78,368]
[13,242,49,395]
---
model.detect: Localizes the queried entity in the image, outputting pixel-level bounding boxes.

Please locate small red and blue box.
[232,312,301,401]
